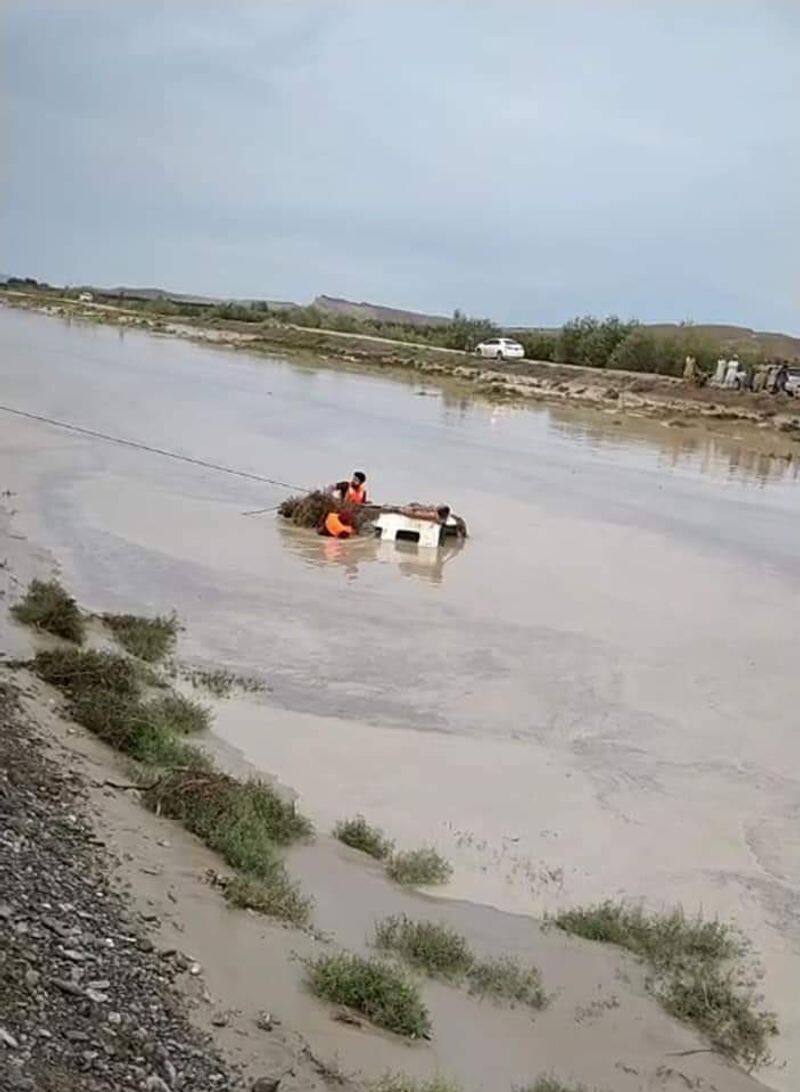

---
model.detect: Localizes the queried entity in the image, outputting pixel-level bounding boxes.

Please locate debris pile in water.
[279,490,371,532]
[279,490,337,528]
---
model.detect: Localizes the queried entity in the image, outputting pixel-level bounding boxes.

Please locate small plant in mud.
[223,873,312,928]
[334,815,394,860]
[102,611,179,662]
[515,1080,594,1092]
[386,847,452,886]
[372,1075,461,1092]
[142,768,313,925]
[374,914,547,1008]
[466,955,547,1008]
[374,915,472,979]
[552,901,777,1068]
[184,666,266,699]
[11,578,85,643]
[146,692,210,735]
[305,951,431,1039]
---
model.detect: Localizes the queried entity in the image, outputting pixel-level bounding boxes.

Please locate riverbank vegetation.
[334,814,395,860]
[372,1076,460,1092]
[553,902,777,1068]
[374,914,547,1008]
[11,578,85,643]
[305,951,431,1038]
[102,610,179,662]
[374,915,473,978]
[16,581,313,926]
[387,847,453,886]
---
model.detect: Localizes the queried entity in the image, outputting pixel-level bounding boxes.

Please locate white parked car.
[475,337,524,361]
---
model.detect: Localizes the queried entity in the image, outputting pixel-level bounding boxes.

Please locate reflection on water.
[277,522,465,584]
[437,380,799,487]
[544,406,800,486]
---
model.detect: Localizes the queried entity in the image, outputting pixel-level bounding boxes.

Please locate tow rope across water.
[0,402,308,512]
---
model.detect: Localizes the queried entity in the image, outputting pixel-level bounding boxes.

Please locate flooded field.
[1,305,799,1089]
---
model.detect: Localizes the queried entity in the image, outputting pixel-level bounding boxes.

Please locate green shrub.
[224,872,312,928]
[102,611,179,662]
[518,331,557,362]
[372,1075,460,1092]
[387,847,452,886]
[374,915,472,979]
[33,648,142,701]
[73,692,203,766]
[553,903,738,970]
[11,579,85,643]
[334,815,394,860]
[305,952,430,1038]
[660,965,778,1071]
[467,956,547,1008]
[553,902,776,1067]
[142,769,311,872]
[146,692,210,735]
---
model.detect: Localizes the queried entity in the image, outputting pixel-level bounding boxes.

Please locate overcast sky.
[3,2,799,330]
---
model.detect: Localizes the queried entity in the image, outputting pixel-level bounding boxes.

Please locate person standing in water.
[330,471,368,505]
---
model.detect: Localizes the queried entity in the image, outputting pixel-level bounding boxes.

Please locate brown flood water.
[1,305,799,1090]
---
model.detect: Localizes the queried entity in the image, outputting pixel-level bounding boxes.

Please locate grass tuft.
[102,611,179,662]
[305,952,431,1039]
[553,902,738,967]
[145,692,211,735]
[515,1080,593,1092]
[386,847,453,886]
[553,902,777,1068]
[374,915,472,979]
[11,579,85,643]
[372,1075,461,1092]
[185,666,266,698]
[467,956,547,1009]
[224,873,312,928]
[142,769,311,865]
[373,915,547,1009]
[334,815,394,860]
[33,647,142,701]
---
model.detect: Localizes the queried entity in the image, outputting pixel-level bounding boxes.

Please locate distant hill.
[312,294,450,328]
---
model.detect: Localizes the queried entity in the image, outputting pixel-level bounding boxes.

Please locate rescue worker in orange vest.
[332,471,368,506]
[320,509,356,539]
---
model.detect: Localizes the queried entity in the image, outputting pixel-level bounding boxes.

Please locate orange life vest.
[323,511,354,538]
[345,483,366,505]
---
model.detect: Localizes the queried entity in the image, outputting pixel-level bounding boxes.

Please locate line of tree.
[517,315,769,376]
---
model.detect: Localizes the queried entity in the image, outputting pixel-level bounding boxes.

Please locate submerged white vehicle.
[475,337,524,361]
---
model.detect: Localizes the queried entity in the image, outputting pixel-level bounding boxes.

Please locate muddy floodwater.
[2,305,799,1089]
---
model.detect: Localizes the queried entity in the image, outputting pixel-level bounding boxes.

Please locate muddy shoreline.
[3,290,800,460]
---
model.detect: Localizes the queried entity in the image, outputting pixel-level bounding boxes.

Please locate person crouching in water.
[320,509,357,539]
[331,471,367,506]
